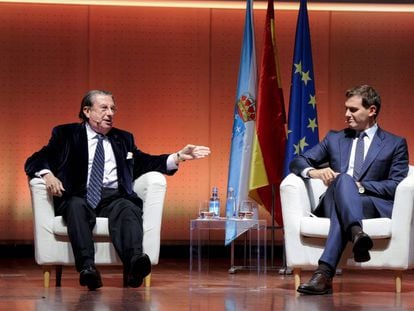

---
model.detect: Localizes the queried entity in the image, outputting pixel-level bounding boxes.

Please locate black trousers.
[56,189,143,272]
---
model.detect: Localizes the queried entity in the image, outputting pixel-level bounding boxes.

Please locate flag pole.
[271,184,275,266]
[269,183,289,272]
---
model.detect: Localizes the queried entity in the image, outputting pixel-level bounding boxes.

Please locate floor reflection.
[1,258,414,311]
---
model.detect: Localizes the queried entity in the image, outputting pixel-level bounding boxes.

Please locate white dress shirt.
[85,123,118,189]
[346,123,378,177]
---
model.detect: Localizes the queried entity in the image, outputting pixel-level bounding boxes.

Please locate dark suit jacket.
[25,123,176,208]
[290,127,409,217]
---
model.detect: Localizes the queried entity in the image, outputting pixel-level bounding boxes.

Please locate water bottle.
[209,187,220,218]
[226,187,236,218]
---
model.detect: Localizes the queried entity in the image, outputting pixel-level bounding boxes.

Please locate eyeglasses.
[96,105,117,114]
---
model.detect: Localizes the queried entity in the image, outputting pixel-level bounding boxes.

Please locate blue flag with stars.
[283,0,319,176]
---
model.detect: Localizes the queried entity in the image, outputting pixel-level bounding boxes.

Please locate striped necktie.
[353,131,366,181]
[87,135,105,209]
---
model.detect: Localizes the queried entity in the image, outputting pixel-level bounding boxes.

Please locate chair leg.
[55,265,63,287]
[144,273,151,287]
[395,271,403,293]
[293,268,301,290]
[43,266,51,288]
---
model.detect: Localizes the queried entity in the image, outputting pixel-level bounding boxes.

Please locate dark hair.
[78,90,115,122]
[345,85,381,117]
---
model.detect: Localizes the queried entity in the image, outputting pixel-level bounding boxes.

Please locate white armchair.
[280,166,414,293]
[29,171,167,288]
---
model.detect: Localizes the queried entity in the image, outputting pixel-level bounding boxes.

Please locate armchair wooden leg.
[293,268,301,290]
[43,266,51,288]
[395,271,403,293]
[144,273,151,287]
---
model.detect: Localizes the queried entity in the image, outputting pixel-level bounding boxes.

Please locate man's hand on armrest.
[42,172,65,197]
[308,167,339,186]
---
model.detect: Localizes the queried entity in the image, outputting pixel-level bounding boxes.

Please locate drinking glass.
[198,200,213,219]
[238,200,254,219]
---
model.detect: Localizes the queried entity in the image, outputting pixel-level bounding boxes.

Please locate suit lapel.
[74,124,89,182]
[340,130,354,173]
[107,131,124,178]
[359,128,385,178]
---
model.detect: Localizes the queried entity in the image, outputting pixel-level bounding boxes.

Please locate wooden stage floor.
[1,257,414,310]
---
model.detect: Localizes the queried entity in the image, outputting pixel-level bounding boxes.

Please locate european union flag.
[283,0,319,176]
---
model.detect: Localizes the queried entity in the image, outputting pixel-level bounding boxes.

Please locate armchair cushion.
[300,217,392,239]
[53,217,110,237]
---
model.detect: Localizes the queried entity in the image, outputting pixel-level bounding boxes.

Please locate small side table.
[189,218,267,288]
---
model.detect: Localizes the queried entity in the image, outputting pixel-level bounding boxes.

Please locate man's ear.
[83,106,90,118]
[369,105,377,117]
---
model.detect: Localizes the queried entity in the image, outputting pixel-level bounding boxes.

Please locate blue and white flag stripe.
[225,0,257,245]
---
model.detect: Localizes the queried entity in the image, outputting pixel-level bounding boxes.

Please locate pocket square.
[126,152,133,159]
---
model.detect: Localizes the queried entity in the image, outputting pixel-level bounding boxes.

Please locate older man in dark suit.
[290,85,409,295]
[25,90,210,290]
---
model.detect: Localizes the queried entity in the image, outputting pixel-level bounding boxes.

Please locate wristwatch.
[358,185,365,194]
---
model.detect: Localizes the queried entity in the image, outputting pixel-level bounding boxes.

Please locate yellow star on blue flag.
[284,0,319,176]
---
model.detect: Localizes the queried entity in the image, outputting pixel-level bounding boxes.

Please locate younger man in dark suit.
[290,85,409,295]
[25,90,210,290]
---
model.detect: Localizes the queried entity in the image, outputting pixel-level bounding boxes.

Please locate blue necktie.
[353,132,366,181]
[87,135,105,209]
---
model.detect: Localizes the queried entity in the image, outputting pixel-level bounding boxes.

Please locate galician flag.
[225,0,257,245]
[249,0,286,226]
[283,0,319,177]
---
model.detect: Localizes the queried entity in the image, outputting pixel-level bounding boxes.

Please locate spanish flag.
[249,0,286,226]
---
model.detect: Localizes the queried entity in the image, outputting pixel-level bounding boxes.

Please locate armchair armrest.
[29,177,54,217]
[29,178,56,264]
[280,173,328,267]
[389,172,414,264]
[134,171,167,264]
[280,173,313,219]
[280,174,313,266]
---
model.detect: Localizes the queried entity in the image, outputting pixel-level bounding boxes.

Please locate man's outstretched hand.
[175,145,211,163]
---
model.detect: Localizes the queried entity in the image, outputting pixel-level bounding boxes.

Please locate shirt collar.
[363,123,378,140]
[85,123,104,140]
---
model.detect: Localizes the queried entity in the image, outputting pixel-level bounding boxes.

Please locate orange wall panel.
[0,3,413,242]
[0,4,89,240]
[86,7,213,239]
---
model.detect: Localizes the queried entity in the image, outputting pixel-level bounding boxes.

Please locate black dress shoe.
[79,266,103,290]
[297,272,333,295]
[127,254,151,288]
[352,231,373,263]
